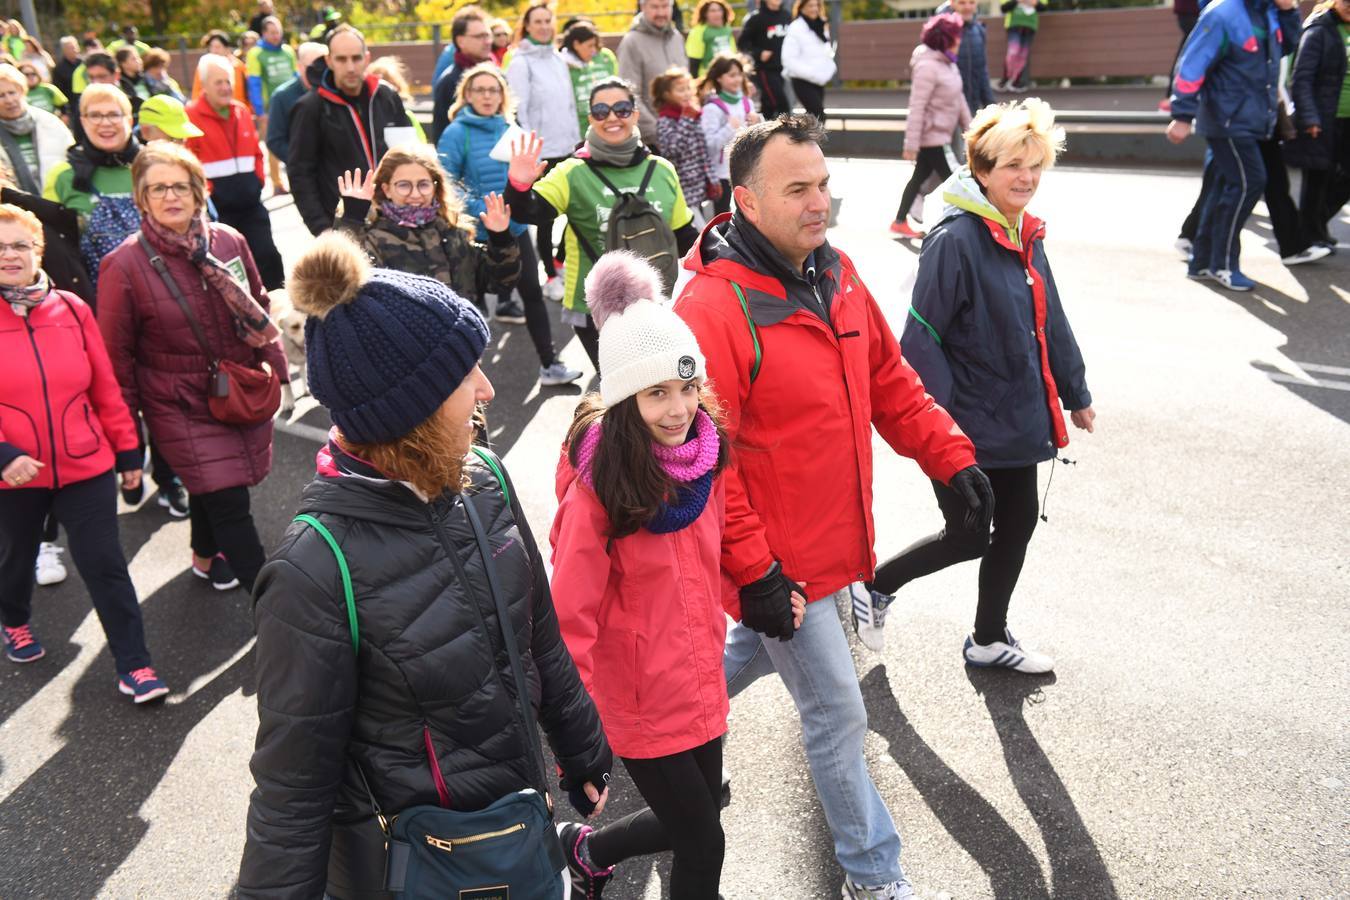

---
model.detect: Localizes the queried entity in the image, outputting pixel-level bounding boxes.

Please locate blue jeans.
[1193,136,1266,274]
[725,589,904,885]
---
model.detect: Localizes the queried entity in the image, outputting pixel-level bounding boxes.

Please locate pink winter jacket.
[905,44,972,153]
[549,449,732,760]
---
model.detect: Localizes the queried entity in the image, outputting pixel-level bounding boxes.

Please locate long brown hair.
[565,386,729,538]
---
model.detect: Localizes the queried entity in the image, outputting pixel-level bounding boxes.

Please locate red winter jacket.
[674,214,977,615]
[96,223,285,495]
[0,289,140,490]
[549,450,732,760]
[185,97,265,213]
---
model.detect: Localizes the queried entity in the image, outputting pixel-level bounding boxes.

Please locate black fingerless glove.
[739,561,802,642]
[559,749,613,817]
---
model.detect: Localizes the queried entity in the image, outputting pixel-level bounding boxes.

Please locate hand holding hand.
[2,454,43,487]
[478,191,512,233]
[950,464,995,532]
[739,561,803,641]
[1071,406,1096,433]
[790,591,806,631]
[507,131,548,188]
[1307,125,1322,139]
[1165,120,1192,145]
[337,168,375,201]
[120,469,143,491]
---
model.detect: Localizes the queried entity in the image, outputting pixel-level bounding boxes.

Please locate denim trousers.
[724,588,904,886]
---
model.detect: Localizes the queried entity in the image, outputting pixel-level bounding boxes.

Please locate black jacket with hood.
[238,443,611,899]
[1287,9,1349,171]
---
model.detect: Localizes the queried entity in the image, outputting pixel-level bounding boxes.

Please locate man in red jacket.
[185,55,285,289]
[674,115,993,900]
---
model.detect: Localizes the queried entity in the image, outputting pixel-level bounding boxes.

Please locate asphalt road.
[0,158,1346,900]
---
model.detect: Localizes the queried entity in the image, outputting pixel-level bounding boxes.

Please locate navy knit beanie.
[288,231,490,444]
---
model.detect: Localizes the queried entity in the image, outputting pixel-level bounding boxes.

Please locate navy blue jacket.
[1170,0,1300,139]
[957,16,996,113]
[902,202,1090,469]
[263,75,306,162]
[1286,10,1348,170]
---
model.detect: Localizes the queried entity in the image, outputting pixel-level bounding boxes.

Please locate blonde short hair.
[963,98,1065,177]
[0,63,25,93]
[80,83,132,117]
[0,203,45,255]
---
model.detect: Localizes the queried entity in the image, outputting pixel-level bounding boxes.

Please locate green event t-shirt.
[43,161,135,224]
[533,154,692,315]
[1339,25,1350,118]
[686,25,737,72]
[26,83,67,114]
[568,50,619,137]
[246,44,299,106]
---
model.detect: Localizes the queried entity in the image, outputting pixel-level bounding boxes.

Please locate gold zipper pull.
[426,835,454,852]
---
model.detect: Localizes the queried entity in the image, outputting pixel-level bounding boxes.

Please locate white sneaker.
[539,361,583,386]
[543,276,564,302]
[962,629,1053,674]
[1174,236,1193,259]
[849,582,895,653]
[1282,244,1332,266]
[842,877,917,899]
[34,542,67,586]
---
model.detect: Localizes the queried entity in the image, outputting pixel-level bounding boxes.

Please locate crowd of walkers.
[0,3,1342,899]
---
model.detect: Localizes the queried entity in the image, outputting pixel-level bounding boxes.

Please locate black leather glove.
[950,464,995,532]
[739,561,802,642]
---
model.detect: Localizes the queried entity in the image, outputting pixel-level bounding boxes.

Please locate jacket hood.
[910,43,952,69]
[300,439,442,530]
[514,38,556,58]
[561,48,584,68]
[304,55,328,91]
[630,12,675,36]
[938,166,1021,235]
[457,107,507,131]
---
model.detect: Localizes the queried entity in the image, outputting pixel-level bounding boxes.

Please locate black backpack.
[571,159,680,292]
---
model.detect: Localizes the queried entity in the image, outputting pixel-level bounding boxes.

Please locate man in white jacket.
[618,0,685,149]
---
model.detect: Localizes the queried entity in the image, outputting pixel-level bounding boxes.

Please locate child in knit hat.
[548,250,804,899]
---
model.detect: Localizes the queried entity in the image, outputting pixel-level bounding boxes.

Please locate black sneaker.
[156,481,189,518]
[493,299,527,325]
[557,822,613,899]
[192,554,240,591]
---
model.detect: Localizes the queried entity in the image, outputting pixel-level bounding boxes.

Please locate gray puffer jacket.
[238,444,611,899]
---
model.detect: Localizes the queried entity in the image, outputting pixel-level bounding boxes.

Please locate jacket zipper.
[23,318,59,488]
[424,822,526,853]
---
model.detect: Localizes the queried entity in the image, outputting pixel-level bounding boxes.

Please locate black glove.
[950,465,995,532]
[739,561,802,642]
[559,750,612,818]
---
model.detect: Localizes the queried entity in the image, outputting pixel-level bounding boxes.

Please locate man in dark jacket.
[288,26,412,235]
[948,0,995,114]
[1167,0,1302,289]
[739,0,793,119]
[53,36,82,100]
[430,6,493,144]
[674,115,991,900]
[264,42,327,164]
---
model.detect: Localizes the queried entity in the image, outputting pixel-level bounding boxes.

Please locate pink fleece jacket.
[905,44,973,153]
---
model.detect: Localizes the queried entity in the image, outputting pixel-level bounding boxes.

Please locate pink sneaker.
[890,220,926,240]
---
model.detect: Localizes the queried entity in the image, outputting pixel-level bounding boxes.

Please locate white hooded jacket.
[507,39,582,159]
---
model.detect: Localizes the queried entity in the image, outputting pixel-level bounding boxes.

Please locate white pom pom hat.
[585,251,706,408]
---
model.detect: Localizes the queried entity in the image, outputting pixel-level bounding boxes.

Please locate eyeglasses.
[82,110,125,123]
[590,100,635,120]
[0,240,34,254]
[144,182,193,199]
[465,30,492,40]
[391,179,436,195]
[468,84,502,96]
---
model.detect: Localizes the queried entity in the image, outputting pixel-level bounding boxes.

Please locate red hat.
[921,12,964,52]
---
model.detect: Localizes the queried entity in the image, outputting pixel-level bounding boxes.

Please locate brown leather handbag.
[139,235,280,426]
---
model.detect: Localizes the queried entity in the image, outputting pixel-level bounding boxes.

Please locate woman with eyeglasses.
[506,76,698,369]
[97,140,288,596]
[441,64,583,387]
[0,201,169,703]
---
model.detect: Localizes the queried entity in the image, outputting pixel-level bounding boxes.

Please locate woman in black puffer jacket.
[1289,0,1350,248]
[237,231,612,900]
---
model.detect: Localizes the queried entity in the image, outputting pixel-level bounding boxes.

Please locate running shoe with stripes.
[962,629,1054,674]
[557,822,613,899]
[850,583,895,653]
[842,876,917,899]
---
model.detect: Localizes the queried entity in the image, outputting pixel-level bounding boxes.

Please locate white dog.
[271,289,308,411]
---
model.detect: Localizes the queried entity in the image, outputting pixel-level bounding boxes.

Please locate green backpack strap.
[293,513,358,654]
[470,445,510,507]
[730,281,761,384]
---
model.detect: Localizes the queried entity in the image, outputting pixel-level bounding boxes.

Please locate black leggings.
[587,737,724,899]
[1299,118,1350,245]
[536,157,569,279]
[897,146,952,224]
[791,78,826,124]
[189,485,266,592]
[513,232,558,367]
[573,319,600,370]
[873,464,1039,646]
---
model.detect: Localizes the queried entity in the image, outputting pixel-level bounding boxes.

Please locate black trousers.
[755,67,789,120]
[512,231,558,368]
[0,471,152,672]
[536,157,570,280]
[587,737,725,900]
[873,464,1039,646]
[1298,118,1350,245]
[574,320,600,370]
[897,146,952,224]
[217,201,286,290]
[791,78,826,124]
[189,485,266,592]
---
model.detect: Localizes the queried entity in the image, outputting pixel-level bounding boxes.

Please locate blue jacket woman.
[438,107,527,243]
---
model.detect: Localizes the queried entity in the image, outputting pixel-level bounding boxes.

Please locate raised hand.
[507,131,548,188]
[337,168,375,201]
[478,191,512,233]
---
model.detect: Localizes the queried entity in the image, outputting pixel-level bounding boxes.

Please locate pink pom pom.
[584,250,665,330]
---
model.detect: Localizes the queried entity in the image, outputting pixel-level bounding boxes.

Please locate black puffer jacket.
[1287,10,1349,170]
[238,444,611,899]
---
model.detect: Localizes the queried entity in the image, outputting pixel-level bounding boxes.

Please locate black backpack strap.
[637,159,658,194]
[569,221,601,263]
[581,157,622,196]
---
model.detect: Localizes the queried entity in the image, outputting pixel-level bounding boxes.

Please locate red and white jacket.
[185,97,265,210]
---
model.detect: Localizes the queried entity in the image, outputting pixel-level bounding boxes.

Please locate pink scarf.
[574,408,719,487]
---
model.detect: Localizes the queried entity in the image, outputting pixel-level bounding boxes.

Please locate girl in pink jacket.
[549,251,803,899]
[892,12,972,239]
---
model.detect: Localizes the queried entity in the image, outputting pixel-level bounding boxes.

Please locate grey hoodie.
[617,12,686,146]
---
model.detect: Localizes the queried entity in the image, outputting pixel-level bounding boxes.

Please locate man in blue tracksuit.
[1166,0,1300,291]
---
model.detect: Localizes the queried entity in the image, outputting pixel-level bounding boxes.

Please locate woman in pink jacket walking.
[549,251,802,899]
[892,12,971,239]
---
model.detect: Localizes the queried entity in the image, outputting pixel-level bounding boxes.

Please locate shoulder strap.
[637,159,658,194]
[293,513,358,654]
[730,281,761,383]
[137,234,219,370]
[471,445,510,507]
[581,157,622,196]
[569,220,601,262]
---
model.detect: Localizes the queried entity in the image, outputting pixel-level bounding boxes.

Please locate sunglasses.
[589,100,635,120]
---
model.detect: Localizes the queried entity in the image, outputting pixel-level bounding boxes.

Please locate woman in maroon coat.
[98,140,286,593]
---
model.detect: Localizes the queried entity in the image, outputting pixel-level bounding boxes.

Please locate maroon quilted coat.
[96,222,286,495]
